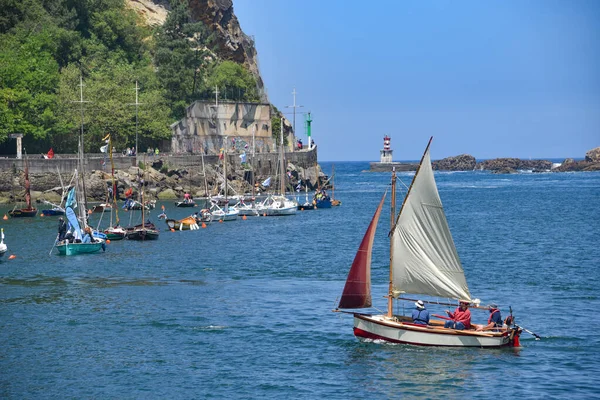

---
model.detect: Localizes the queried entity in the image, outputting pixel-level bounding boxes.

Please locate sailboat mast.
[108,134,119,227]
[200,150,209,201]
[77,75,90,224]
[279,121,285,195]
[251,125,255,199]
[224,136,228,204]
[387,168,396,318]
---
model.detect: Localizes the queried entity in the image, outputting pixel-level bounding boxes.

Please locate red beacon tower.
[380,135,393,163]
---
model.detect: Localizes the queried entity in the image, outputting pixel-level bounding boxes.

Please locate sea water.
[1,162,599,399]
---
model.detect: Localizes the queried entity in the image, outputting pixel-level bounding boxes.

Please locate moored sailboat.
[334,137,522,348]
[260,123,297,216]
[55,77,105,256]
[8,155,38,218]
[125,162,159,241]
[101,134,126,241]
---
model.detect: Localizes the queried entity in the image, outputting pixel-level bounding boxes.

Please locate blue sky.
[233,0,600,161]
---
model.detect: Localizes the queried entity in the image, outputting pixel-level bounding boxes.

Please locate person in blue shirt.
[412,300,430,325]
[476,304,503,331]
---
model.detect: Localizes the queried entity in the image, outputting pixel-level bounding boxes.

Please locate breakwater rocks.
[0,160,324,205]
[432,147,600,173]
[370,146,600,174]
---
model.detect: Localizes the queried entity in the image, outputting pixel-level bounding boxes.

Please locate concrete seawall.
[0,147,318,175]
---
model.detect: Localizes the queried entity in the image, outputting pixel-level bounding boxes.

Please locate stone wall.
[170,100,278,155]
[0,147,317,177]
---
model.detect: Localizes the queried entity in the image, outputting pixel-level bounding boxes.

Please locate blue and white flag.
[261,177,271,187]
[239,152,247,163]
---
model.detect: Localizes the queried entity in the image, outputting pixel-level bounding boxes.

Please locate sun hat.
[488,303,498,309]
[415,300,425,309]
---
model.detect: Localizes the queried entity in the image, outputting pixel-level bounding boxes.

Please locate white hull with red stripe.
[354,314,512,348]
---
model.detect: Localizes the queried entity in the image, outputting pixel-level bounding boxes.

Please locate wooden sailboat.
[126,163,159,240]
[55,77,105,255]
[335,137,522,347]
[101,134,126,240]
[8,155,38,218]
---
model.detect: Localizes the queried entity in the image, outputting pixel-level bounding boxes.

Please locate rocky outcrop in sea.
[432,155,476,171]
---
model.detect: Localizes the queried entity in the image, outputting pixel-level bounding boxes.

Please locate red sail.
[338,193,386,309]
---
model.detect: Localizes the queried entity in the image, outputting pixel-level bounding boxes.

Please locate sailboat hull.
[41,209,65,216]
[353,314,515,348]
[8,208,38,218]
[56,241,105,256]
[126,228,160,241]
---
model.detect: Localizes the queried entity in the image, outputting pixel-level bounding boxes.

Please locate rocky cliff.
[188,0,266,101]
[128,0,267,102]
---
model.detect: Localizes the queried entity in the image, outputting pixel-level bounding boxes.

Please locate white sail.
[391,146,471,301]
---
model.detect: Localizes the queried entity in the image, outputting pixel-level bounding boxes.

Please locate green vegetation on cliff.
[0,0,260,155]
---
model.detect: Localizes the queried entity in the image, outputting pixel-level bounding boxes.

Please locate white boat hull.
[353,314,514,348]
[211,210,239,221]
[263,206,297,216]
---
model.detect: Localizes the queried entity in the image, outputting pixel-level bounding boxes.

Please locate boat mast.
[200,149,209,203]
[140,160,145,229]
[387,136,434,318]
[279,121,285,196]
[224,135,228,205]
[251,125,255,200]
[108,134,119,227]
[24,153,32,210]
[75,75,90,225]
[387,168,396,318]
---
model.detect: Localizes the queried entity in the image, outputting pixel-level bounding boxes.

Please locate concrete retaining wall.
[0,147,318,176]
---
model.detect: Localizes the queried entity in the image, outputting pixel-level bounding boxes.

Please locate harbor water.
[1,162,599,399]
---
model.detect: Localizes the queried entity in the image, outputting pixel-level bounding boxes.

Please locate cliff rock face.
[432,154,476,171]
[127,0,267,102]
[188,0,267,102]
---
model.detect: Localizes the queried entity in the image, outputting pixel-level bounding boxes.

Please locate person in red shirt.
[444,301,471,330]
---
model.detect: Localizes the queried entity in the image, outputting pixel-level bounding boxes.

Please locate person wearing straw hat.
[412,300,430,326]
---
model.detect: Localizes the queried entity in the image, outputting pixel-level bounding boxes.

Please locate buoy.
[202,223,206,228]
[219,219,223,223]
[88,209,92,214]
[3,214,7,220]
[40,213,45,217]
[242,215,247,220]
[106,239,111,244]
[8,255,16,260]
[263,213,267,217]
[300,208,304,211]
